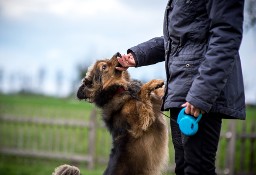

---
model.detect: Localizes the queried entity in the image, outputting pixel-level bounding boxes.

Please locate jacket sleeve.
[186,0,244,112]
[127,36,165,67]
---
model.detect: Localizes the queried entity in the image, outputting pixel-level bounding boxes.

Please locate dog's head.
[77,52,130,103]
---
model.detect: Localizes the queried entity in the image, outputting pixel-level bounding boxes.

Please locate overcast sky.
[0,0,255,103]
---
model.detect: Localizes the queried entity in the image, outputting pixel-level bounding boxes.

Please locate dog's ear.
[77,78,92,100]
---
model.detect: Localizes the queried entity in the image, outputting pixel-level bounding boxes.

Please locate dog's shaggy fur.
[77,53,169,175]
[52,164,80,175]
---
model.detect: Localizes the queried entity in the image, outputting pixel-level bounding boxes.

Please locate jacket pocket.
[167,57,203,99]
[169,57,203,81]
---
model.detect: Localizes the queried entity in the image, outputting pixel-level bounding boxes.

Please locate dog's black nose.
[115,52,122,58]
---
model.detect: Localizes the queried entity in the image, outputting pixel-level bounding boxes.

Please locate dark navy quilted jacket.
[128,0,246,119]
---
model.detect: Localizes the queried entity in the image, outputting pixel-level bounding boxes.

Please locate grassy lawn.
[0,94,106,175]
[0,93,255,175]
[0,155,105,175]
[0,94,94,119]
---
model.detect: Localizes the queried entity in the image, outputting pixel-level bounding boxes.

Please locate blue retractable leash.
[177,108,203,136]
[161,107,203,136]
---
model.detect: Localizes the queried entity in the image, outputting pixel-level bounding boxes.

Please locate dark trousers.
[170,108,222,175]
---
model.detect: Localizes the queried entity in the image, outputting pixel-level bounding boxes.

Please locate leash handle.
[177,108,202,122]
[177,108,203,136]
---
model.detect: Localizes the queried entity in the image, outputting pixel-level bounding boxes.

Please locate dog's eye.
[102,64,107,70]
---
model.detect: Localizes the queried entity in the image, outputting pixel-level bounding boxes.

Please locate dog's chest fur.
[96,80,142,135]
[94,79,142,107]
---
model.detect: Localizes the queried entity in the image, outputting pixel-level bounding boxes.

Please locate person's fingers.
[194,110,200,117]
[181,102,187,107]
[182,102,205,117]
[117,56,127,67]
[115,66,128,71]
[120,55,130,67]
[116,54,136,71]
[185,103,191,115]
[116,56,131,71]
[127,56,135,66]
[123,56,135,67]
[191,105,195,115]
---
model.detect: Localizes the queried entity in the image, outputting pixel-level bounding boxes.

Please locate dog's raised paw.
[154,81,164,90]
[143,79,164,93]
[151,79,164,90]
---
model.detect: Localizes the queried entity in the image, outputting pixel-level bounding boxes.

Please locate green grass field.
[0,94,255,175]
[0,156,106,175]
[0,94,108,175]
[0,94,94,119]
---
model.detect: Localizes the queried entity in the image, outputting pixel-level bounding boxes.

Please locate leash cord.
[160,111,177,123]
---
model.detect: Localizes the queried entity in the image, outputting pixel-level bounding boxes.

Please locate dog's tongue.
[116,86,126,94]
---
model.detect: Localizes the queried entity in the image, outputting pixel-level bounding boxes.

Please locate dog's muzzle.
[77,84,86,99]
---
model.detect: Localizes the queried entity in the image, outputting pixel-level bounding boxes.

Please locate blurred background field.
[0,94,107,175]
[0,93,255,175]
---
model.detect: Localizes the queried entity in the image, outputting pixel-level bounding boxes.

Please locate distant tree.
[38,67,46,94]
[68,61,92,97]
[20,74,30,93]
[77,63,90,80]
[56,70,64,97]
[0,68,3,92]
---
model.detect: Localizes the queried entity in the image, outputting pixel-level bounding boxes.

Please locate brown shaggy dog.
[77,53,168,175]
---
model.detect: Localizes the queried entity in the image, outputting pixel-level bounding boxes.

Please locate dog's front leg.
[139,79,164,101]
[129,79,164,137]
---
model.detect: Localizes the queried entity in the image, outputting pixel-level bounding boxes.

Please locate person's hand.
[116,53,136,71]
[181,102,205,117]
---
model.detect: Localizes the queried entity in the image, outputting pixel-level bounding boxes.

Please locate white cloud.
[0,0,126,20]
[0,0,165,26]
